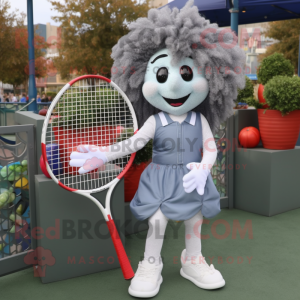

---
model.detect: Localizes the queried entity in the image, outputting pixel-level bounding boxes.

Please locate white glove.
[183,162,210,195]
[69,145,108,175]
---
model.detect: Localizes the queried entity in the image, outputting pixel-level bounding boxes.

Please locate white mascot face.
[142,48,209,115]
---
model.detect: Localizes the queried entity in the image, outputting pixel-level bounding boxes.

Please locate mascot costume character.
[70,1,245,297]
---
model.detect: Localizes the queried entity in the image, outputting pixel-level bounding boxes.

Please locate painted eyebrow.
[151,54,168,64]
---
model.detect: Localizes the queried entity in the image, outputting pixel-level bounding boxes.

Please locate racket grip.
[106,217,134,280]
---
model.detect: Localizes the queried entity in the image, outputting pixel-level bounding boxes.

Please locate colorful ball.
[39,109,48,116]
[239,127,261,148]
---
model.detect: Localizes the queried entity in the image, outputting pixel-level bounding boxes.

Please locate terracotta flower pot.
[257,109,300,150]
[257,84,269,108]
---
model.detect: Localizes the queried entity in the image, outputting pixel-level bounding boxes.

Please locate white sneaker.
[180,249,225,290]
[128,260,163,298]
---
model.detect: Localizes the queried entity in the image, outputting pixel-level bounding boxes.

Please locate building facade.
[237,23,277,79]
[150,0,168,8]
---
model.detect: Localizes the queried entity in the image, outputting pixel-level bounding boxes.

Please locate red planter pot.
[257,84,269,108]
[257,109,300,150]
[124,161,150,202]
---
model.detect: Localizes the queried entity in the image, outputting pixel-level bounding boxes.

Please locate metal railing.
[212,117,234,209]
[0,102,50,126]
[0,125,36,276]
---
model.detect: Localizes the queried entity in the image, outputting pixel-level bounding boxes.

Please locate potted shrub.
[257,75,300,150]
[234,76,253,109]
[257,53,294,107]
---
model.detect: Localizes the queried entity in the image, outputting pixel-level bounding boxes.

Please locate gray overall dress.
[130,111,221,221]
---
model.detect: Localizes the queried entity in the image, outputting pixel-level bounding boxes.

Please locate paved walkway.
[2,208,299,300]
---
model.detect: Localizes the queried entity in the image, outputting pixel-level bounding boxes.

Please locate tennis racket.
[41,75,138,280]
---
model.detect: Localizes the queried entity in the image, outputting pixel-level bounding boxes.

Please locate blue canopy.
[163,0,300,27]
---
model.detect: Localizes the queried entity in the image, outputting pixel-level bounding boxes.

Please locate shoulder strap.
[190,111,196,126]
[158,112,168,127]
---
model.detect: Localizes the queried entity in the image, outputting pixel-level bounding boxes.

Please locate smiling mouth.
[162,94,191,107]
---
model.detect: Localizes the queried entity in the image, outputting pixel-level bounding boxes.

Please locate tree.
[50,0,150,79]
[0,1,23,81]
[237,76,254,103]
[0,0,48,93]
[259,19,300,72]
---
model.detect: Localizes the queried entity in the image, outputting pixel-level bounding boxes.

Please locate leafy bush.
[243,97,264,109]
[257,52,294,85]
[46,92,57,99]
[237,76,254,103]
[264,75,300,114]
[236,76,264,109]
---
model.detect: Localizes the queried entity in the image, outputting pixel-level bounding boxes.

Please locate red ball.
[239,127,261,148]
[40,155,51,178]
[39,109,48,116]
[257,84,269,108]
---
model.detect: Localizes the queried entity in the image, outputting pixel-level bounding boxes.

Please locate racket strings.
[45,78,134,191]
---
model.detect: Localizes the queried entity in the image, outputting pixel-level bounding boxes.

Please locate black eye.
[156,67,168,83]
[180,65,193,81]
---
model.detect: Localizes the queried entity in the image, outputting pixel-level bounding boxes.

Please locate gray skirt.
[130,163,221,221]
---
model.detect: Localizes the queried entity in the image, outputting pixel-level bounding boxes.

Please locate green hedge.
[236,76,265,108]
[46,92,57,99]
[264,75,300,114]
[52,90,119,128]
[237,76,254,103]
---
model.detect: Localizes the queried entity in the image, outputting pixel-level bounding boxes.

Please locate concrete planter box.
[234,147,300,216]
[234,109,300,216]
[15,111,45,174]
[35,175,126,283]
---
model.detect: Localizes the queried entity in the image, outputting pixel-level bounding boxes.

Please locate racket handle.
[106,216,134,280]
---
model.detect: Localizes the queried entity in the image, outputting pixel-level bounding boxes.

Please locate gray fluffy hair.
[111,0,245,133]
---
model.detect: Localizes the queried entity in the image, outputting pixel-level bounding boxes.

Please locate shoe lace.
[136,264,157,279]
[193,257,215,275]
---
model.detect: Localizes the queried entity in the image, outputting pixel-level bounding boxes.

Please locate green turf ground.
[1,208,299,300]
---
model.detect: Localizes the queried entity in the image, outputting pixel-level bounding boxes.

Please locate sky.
[8,0,174,26]
[8,0,61,26]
